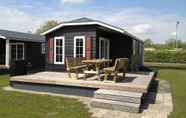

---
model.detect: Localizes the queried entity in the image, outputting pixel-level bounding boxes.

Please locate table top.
[82,59,112,64]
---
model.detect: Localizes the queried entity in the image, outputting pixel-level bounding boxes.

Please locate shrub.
[144,50,186,63]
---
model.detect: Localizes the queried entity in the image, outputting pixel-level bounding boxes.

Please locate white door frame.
[54,36,65,64]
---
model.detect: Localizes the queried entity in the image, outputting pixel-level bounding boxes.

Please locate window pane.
[60,40,63,46]
[55,39,63,63]
[11,45,17,61]
[75,37,84,57]
[79,40,83,46]
[79,47,83,54]
[56,40,60,45]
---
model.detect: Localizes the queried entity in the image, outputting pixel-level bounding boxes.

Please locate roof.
[41,17,143,42]
[0,29,45,43]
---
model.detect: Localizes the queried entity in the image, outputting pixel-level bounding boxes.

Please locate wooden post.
[5,40,10,67]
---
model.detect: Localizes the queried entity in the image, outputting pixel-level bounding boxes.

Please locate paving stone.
[95,89,142,104]
[91,98,140,113]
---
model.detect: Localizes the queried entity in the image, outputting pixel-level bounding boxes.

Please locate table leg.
[96,63,101,81]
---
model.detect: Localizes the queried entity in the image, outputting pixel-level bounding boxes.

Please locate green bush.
[144,50,186,63]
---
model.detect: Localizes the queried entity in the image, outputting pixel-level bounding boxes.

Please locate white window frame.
[99,37,110,59]
[10,43,25,61]
[74,36,85,58]
[41,43,46,54]
[54,36,65,64]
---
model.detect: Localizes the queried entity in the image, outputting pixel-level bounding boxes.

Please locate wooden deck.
[10,71,155,93]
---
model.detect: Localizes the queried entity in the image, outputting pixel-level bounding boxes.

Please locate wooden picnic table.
[82,59,112,80]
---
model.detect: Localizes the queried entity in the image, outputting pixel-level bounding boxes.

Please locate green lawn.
[0,75,91,118]
[0,68,186,118]
[145,62,186,70]
[154,69,186,118]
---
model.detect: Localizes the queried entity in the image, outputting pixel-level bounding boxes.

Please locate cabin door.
[54,37,65,64]
[99,37,110,59]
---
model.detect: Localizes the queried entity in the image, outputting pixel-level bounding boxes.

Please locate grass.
[0,75,91,118]
[1,67,186,118]
[151,68,186,118]
[145,62,186,70]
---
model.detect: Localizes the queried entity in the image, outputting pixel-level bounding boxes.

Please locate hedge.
[144,50,186,63]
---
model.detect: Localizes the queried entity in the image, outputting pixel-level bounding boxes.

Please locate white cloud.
[171,32,177,36]
[61,0,87,4]
[131,24,152,34]
[0,6,45,33]
[0,5,185,43]
[53,8,186,43]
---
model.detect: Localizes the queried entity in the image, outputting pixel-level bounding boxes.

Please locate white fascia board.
[41,21,142,42]
[41,22,125,35]
[41,22,98,35]
[96,22,124,33]
[0,35,6,39]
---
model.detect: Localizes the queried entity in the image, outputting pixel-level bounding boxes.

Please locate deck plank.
[10,72,154,93]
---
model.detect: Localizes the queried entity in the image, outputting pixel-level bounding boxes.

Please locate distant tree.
[165,38,182,49]
[179,41,186,49]
[144,38,153,48]
[35,20,59,34]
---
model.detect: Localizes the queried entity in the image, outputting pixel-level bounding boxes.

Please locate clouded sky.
[0,0,185,43]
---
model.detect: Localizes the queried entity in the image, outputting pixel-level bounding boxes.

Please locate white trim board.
[54,36,65,64]
[74,36,85,58]
[0,35,6,39]
[41,21,142,42]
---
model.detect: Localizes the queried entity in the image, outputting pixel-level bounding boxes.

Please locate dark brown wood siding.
[0,39,5,65]
[45,25,97,71]
[45,25,143,71]
[9,40,45,70]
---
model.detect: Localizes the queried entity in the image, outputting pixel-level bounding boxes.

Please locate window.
[41,43,46,54]
[10,43,24,61]
[54,37,65,64]
[74,36,85,58]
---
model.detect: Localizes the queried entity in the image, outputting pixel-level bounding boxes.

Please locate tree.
[165,38,182,49]
[35,20,59,34]
[144,38,153,48]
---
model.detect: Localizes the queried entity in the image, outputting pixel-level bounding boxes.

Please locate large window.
[74,36,85,58]
[54,37,65,64]
[10,43,24,62]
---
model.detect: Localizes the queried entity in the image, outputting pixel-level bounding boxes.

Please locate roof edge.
[0,34,6,39]
[41,20,143,42]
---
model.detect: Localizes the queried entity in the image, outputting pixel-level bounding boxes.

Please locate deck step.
[91,98,140,113]
[95,89,143,104]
